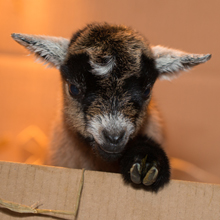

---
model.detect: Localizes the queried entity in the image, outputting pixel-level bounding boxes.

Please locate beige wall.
[0,0,220,183]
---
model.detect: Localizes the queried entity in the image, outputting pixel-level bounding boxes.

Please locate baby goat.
[12,23,211,191]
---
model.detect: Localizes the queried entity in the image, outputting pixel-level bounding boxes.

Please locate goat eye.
[143,87,152,98]
[68,83,80,96]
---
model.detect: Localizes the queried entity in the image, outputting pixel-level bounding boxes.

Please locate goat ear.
[11,33,69,69]
[151,45,211,80]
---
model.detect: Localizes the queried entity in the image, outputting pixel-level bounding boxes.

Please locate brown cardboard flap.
[0,161,219,220]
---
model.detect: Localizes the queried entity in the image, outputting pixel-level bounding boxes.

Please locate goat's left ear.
[151,45,211,80]
[11,33,70,69]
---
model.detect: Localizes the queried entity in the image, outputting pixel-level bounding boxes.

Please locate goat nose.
[103,130,125,145]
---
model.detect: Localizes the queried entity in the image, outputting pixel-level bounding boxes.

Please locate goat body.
[12,23,211,191]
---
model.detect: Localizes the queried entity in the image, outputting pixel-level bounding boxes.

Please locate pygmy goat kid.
[12,23,211,192]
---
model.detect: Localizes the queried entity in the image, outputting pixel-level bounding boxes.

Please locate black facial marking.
[140,53,159,84]
[61,52,102,114]
[60,52,91,83]
[120,55,158,114]
[122,75,144,110]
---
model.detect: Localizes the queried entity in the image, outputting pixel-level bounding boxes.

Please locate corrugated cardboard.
[0,161,219,220]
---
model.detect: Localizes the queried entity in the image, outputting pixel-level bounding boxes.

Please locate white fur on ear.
[11,33,70,69]
[151,45,211,80]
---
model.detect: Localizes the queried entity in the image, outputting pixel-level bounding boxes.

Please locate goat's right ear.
[11,33,70,69]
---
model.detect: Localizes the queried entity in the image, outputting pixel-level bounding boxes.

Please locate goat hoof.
[130,163,141,184]
[130,155,158,186]
[142,165,158,186]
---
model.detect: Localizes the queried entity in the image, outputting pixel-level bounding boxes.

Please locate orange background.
[0,0,220,183]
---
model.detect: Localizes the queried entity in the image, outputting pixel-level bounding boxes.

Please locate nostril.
[116,131,125,143]
[103,130,125,145]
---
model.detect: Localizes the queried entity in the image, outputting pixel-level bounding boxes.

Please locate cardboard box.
[0,161,219,220]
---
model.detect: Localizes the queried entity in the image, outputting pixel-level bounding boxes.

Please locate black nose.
[102,130,125,145]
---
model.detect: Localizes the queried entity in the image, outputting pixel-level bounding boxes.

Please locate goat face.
[60,24,159,160]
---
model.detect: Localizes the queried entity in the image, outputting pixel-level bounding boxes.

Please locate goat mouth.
[93,142,124,161]
[98,143,125,154]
